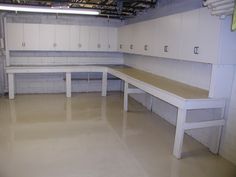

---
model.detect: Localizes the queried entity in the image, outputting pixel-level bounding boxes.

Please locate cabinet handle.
[22,42,25,47]
[144,45,148,51]
[120,44,122,49]
[78,43,82,48]
[108,44,111,49]
[194,46,199,55]
[53,43,57,47]
[97,43,101,48]
[130,44,133,50]
[164,45,168,52]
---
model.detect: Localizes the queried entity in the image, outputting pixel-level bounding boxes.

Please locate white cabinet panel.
[39,24,55,50]
[134,20,156,56]
[69,25,80,51]
[180,9,200,61]
[180,8,220,63]
[79,26,89,51]
[24,24,39,50]
[197,8,220,63]
[89,26,99,51]
[55,25,70,51]
[7,23,39,50]
[99,26,109,51]
[7,23,24,50]
[108,27,117,51]
[155,14,182,59]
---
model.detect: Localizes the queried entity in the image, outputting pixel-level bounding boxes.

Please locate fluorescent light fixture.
[0,4,100,15]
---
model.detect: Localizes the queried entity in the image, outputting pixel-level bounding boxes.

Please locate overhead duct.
[203,0,235,19]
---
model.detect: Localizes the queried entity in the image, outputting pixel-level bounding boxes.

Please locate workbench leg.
[213,107,225,154]
[102,72,107,96]
[124,82,128,111]
[66,72,71,98]
[8,73,15,99]
[173,108,187,159]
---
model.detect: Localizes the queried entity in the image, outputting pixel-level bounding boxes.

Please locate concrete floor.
[0,92,236,177]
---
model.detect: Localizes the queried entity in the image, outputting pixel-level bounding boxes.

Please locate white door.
[118,26,126,52]
[99,26,109,51]
[156,14,182,59]
[89,26,99,51]
[55,25,70,51]
[7,23,24,50]
[69,25,80,51]
[180,9,200,61]
[108,27,117,51]
[197,8,220,63]
[24,23,39,50]
[39,24,55,50]
[79,26,89,51]
[134,20,155,56]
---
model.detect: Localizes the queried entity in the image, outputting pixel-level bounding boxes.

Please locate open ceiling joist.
[0,0,158,19]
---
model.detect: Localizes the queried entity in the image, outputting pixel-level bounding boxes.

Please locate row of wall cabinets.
[118,8,236,64]
[6,23,117,52]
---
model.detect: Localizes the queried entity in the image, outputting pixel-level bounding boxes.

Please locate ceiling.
[0,0,158,19]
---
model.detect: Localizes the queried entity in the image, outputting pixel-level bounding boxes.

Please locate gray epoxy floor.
[0,92,235,177]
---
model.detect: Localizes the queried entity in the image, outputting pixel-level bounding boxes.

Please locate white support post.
[213,107,225,154]
[102,72,107,96]
[124,82,129,111]
[66,72,71,98]
[8,73,15,99]
[173,108,187,159]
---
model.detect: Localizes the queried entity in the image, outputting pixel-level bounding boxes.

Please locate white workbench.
[5,65,226,159]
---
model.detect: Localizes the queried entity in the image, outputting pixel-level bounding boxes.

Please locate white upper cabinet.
[39,24,55,50]
[155,14,182,59]
[6,23,39,50]
[135,19,156,56]
[180,8,220,63]
[117,7,236,64]
[69,25,80,51]
[79,26,90,51]
[6,23,117,52]
[7,23,24,50]
[24,24,40,50]
[108,27,117,51]
[98,26,109,51]
[89,26,99,51]
[55,25,70,51]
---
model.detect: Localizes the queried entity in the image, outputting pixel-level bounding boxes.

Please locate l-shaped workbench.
[5,65,226,159]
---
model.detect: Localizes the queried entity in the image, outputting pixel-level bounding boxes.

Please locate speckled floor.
[0,92,235,177]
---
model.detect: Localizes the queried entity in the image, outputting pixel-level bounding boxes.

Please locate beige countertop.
[112,67,209,99]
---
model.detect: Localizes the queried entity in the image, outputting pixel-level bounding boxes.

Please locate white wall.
[124,54,236,165]
[124,54,212,89]
[220,71,236,164]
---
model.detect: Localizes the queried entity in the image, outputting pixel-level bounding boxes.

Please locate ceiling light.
[0,4,100,15]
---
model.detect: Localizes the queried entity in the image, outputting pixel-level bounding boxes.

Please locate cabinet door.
[197,8,220,63]
[180,9,200,61]
[55,25,70,51]
[79,26,89,51]
[24,23,39,50]
[180,8,220,63]
[69,25,80,51]
[99,26,108,51]
[118,26,126,52]
[39,24,55,50]
[127,24,135,53]
[108,27,117,51]
[7,23,24,50]
[134,20,155,56]
[156,14,182,58]
[89,26,99,51]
